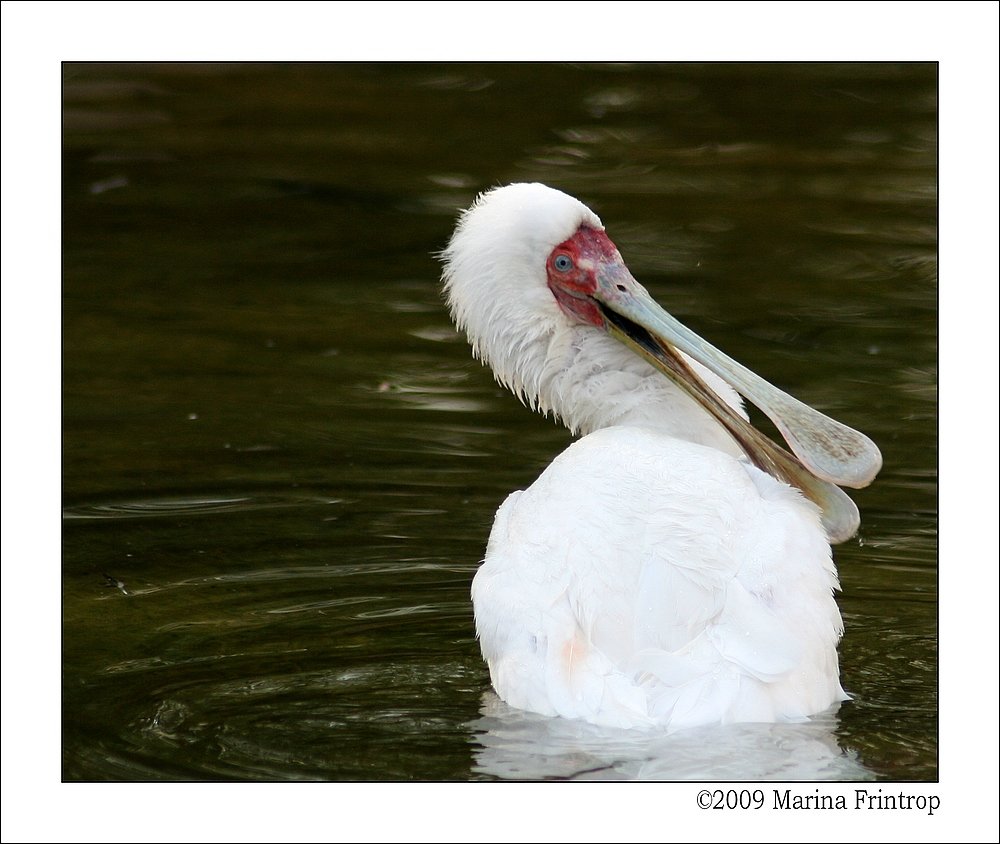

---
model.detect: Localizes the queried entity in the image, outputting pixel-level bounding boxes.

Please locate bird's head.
[441,183,881,543]
[441,182,602,363]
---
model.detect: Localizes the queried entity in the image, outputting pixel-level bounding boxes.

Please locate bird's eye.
[554,254,573,272]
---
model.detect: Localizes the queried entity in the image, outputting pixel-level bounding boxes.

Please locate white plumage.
[441,183,878,732]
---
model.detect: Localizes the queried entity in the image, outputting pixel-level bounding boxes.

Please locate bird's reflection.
[469,692,873,781]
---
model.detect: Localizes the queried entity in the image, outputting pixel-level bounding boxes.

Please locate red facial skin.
[545,226,623,327]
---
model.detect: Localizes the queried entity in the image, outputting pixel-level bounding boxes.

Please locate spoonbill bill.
[441,183,881,731]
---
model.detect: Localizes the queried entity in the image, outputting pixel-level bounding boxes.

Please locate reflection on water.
[62,63,936,781]
[471,693,873,781]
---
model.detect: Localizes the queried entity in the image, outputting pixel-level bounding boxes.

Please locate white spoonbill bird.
[441,183,881,732]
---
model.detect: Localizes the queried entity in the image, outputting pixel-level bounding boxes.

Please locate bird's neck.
[527,326,746,456]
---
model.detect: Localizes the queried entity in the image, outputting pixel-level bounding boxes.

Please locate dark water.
[62,63,937,781]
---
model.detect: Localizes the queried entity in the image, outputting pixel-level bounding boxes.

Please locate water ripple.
[63,494,342,521]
